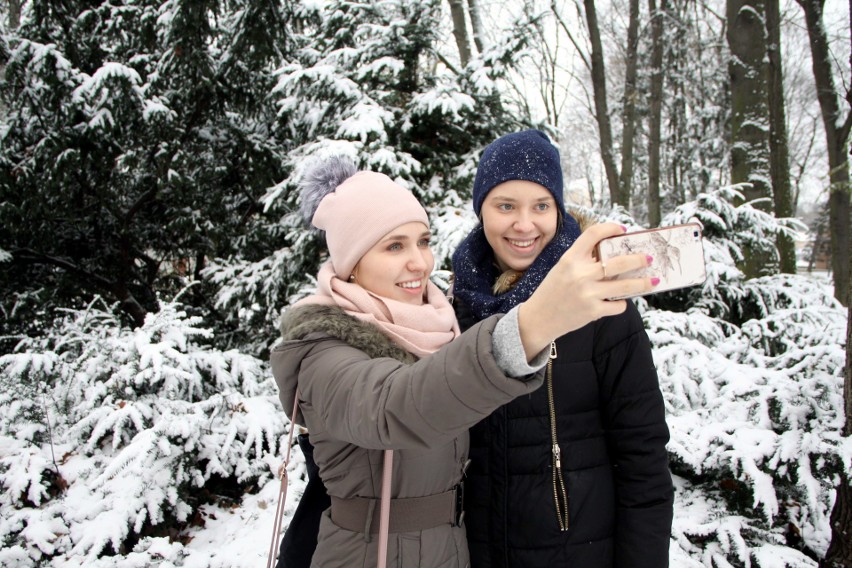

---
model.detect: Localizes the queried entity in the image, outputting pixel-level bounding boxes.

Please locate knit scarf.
[295,261,460,358]
[451,217,582,320]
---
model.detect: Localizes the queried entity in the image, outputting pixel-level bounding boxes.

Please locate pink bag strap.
[267,391,394,568]
[267,389,301,568]
[377,449,393,568]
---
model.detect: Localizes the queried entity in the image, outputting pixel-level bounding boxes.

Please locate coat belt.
[330,484,464,534]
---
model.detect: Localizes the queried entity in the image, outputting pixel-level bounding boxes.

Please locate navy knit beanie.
[472,129,565,217]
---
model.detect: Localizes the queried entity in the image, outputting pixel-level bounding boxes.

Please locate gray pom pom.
[299,156,358,227]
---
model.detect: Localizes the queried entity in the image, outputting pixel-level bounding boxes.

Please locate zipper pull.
[552,443,561,468]
[549,342,557,359]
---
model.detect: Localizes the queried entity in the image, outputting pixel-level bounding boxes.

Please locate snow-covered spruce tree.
[0,0,292,339]
[0,296,285,564]
[203,0,537,354]
[596,187,846,564]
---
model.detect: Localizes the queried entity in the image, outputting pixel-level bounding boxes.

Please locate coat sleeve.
[291,315,542,451]
[594,302,674,568]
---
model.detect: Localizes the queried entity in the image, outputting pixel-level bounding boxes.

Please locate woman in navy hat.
[452,129,674,567]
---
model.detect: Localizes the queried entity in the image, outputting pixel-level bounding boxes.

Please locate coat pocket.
[396,533,421,567]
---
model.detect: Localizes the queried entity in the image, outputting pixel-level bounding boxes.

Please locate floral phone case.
[595,223,707,299]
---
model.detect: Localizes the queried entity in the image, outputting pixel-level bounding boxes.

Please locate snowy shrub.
[647,279,846,563]
[580,186,849,563]
[0,297,288,563]
[671,476,820,568]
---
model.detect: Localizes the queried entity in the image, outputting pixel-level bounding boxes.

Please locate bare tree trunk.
[822,248,852,566]
[647,0,667,227]
[727,0,776,278]
[447,0,472,67]
[584,0,621,206]
[466,0,485,53]
[670,57,685,206]
[766,0,797,273]
[808,206,828,272]
[618,0,641,210]
[796,0,851,306]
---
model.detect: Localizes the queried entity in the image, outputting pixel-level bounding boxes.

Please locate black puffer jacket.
[456,298,674,568]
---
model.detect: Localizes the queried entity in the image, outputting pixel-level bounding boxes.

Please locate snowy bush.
[620,188,848,565]
[0,297,288,564]
[648,300,845,560]
[586,186,849,564]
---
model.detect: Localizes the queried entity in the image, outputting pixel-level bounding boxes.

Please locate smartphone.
[595,223,707,300]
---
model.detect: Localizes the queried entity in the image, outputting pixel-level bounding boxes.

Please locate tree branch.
[12,248,148,326]
[552,0,591,71]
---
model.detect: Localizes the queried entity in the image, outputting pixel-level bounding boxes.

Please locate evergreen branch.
[41,393,62,482]
[122,186,159,225]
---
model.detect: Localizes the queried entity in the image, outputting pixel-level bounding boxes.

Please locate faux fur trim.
[279,304,417,364]
[567,207,600,232]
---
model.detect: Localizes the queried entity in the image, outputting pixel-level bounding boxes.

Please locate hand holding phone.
[595,223,707,300]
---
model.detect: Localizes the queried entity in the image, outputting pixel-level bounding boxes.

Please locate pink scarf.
[294,261,460,358]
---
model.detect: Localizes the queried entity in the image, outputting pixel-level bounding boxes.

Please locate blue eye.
[387,243,402,251]
[535,203,550,211]
[498,203,513,211]
[418,238,431,247]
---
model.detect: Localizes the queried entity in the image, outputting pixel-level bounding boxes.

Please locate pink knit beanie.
[304,161,429,280]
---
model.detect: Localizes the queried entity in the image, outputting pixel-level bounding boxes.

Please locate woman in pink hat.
[271,156,655,568]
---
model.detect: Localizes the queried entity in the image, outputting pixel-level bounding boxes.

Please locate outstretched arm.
[518,223,657,360]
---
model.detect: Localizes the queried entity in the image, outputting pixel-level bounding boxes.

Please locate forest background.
[0,0,850,566]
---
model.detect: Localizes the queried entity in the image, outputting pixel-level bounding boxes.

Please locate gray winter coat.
[270,304,543,568]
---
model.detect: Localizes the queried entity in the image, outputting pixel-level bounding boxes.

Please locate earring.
[348,274,356,282]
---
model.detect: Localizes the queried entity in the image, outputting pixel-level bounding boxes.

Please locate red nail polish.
[621,225,628,232]
[646,255,654,264]
[651,277,661,286]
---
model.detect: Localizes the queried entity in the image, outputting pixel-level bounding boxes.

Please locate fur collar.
[279,304,417,364]
[567,207,599,232]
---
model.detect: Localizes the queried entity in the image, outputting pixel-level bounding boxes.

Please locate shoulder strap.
[267,390,300,568]
[377,449,393,568]
[267,391,394,568]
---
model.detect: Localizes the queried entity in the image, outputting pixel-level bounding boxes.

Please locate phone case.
[595,223,707,299]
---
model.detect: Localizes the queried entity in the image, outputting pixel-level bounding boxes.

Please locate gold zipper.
[547,341,570,531]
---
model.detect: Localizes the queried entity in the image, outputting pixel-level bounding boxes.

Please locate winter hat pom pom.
[299,156,358,227]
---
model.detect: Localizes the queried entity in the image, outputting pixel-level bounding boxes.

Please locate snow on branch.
[0,296,288,563]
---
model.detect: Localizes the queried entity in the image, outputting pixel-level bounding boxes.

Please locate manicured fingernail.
[651,277,661,286]
[646,255,654,265]
[621,225,628,232]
